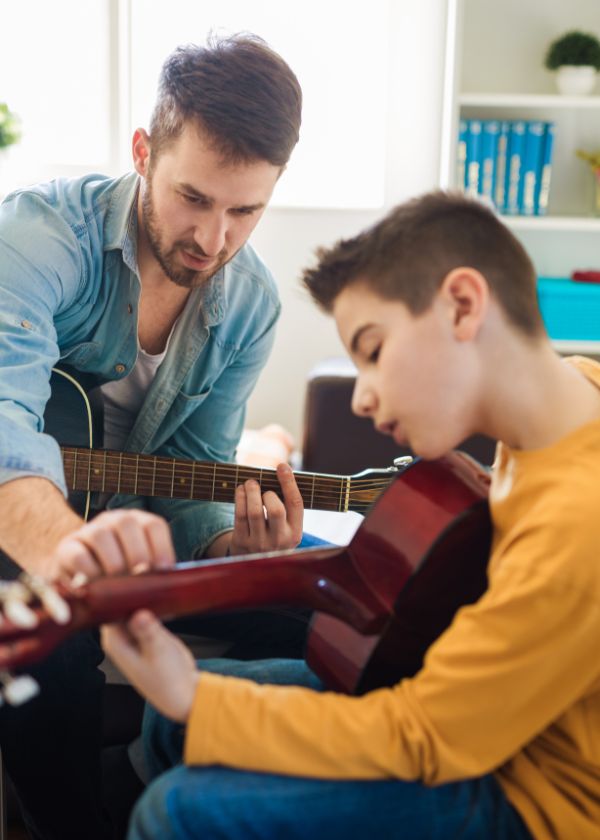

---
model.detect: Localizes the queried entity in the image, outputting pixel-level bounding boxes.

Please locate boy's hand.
[101,610,199,723]
[230,462,303,555]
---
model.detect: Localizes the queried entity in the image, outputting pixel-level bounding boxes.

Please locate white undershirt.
[101,323,178,451]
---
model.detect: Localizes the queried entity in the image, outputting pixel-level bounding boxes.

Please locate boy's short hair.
[149,33,302,167]
[302,191,545,337]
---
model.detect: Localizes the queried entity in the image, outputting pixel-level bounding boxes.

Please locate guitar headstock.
[0,574,76,703]
[347,456,413,514]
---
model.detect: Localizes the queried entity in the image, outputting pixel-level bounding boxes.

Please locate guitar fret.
[134,455,139,494]
[310,474,315,510]
[152,456,157,497]
[211,463,216,501]
[343,477,350,513]
[190,461,196,500]
[117,452,123,493]
[101,450,107,493]
[85,449,91,492]
[72,449,78,490]
[170,459,175,498]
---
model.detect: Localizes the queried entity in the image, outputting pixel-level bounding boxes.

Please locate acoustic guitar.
[49,366,400,520]
[0,451,492,695]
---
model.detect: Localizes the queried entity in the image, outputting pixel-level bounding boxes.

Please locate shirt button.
[127,304,133,314]
[21,320,32,329]
[115,364,126,374]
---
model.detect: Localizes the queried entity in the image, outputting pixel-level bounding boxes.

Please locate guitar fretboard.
[61,447,356,512]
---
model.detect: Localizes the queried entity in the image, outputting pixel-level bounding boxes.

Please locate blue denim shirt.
[0,172,281,559]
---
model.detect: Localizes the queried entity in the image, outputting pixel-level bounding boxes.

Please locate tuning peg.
[0,581,37,628]
[0,670,40,706]
[18,573,71,624]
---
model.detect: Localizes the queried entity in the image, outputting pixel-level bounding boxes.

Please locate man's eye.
[368,347,380,363]
[182,194,199,204]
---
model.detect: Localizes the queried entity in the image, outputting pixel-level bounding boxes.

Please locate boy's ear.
[132,128,151,177]
[439,267,489,341]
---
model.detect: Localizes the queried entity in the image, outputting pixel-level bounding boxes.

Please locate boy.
[63,191,600,837]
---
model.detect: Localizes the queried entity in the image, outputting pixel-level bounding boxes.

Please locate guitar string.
[62,474,387,502]
[62,473,390,497]
[62,461,387,509]
[60,451,395,485]
[60,449,395,491]
[62,471,390,499]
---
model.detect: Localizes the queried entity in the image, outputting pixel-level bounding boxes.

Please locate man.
[97,191,600,839]
[0,34,304,839]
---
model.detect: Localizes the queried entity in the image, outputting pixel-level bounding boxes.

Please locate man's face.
[138,123,281,288]
[333,282,476,460]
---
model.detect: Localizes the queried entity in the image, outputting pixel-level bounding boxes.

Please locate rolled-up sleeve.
[0,193,83,493]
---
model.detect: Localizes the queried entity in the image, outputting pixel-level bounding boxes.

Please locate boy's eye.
[368,346,380,363]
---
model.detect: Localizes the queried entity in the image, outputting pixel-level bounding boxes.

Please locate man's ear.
[439,267,489,341]
[132,128,151,177]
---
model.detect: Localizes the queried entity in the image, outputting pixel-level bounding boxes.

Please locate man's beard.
[141,177,229,289]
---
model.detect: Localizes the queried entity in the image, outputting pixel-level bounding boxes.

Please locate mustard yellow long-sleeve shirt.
[184,356,600,840]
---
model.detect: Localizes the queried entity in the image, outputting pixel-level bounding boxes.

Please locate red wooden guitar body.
[307,452,491,693]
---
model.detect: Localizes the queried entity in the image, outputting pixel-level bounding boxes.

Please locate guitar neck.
[60,446,352,512]
[84,547,385,634]
[0,546,387,671]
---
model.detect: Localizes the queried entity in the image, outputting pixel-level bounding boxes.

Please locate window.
[0,0,112,193]
[1,0,389,208]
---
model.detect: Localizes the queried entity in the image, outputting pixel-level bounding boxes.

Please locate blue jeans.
[128,659,532,840]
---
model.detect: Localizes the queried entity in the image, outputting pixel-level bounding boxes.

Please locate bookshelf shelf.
[551,339,600,356]
[459,93,600,110]
[502,215,600,232]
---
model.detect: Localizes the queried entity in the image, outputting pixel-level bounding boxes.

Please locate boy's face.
[333,281,475,460]
[135,122,281,288]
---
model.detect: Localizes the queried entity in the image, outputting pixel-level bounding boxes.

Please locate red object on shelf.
[571,270,600,284]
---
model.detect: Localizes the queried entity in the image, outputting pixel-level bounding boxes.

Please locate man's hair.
[149,33,302,166]
[302,191,544,337]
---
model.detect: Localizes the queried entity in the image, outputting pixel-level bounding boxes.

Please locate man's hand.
[49,509,176,583]
[229,462,303,555]
[0,509,176,632]
[101,610,199,723]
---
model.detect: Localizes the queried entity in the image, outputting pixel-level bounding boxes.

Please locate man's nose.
[195,213,227,257]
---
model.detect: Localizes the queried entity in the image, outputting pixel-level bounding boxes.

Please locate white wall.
[246,0,449,442]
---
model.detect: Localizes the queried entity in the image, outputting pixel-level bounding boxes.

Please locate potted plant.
[0,102,21,152]
[545,30,600,95]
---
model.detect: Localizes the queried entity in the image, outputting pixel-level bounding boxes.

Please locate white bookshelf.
[441,0,600,224]
[440,0,600,345]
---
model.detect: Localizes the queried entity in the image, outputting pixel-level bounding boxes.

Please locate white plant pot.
[555,65,598,95]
